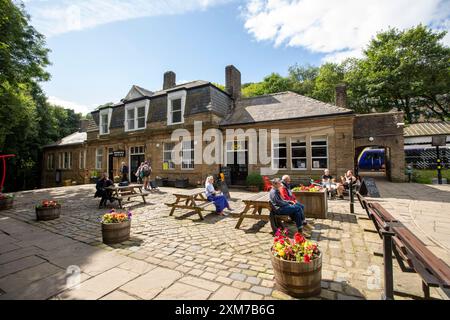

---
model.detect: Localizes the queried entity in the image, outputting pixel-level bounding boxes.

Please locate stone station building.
[41,65,405,188]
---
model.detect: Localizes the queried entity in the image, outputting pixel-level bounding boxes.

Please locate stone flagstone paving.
[0,181,449,300]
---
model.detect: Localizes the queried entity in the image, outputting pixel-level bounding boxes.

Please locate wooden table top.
[105,184,143,191]
[172,188,205,197]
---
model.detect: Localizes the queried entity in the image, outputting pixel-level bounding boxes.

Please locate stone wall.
[42,144,89,188]
[354,112,405,182]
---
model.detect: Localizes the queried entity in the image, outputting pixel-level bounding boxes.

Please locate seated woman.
[280,175,308,229]
[94,172,115,209]
[205,176,232,216]
[321,169,337,197]
[336,170,357,199]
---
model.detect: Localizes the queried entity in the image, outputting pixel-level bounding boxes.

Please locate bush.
[246,173,264,189]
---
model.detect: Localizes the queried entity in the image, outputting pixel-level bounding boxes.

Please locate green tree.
[0,0,52,191]
[242,73,293,97]
[312,63,345,103]
[351,25,450,122]
[288,64,319,96]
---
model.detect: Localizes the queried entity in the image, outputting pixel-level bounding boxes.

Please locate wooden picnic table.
[234,192,271,229]
[165,188,214,220]
[106,184,150,209]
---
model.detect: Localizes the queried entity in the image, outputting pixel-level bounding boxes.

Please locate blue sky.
[22,0,450,114]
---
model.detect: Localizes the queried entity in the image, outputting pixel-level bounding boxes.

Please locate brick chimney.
[225,65,241,100]
[163,71,176,90]
[335,84,347,108]
[79,119,89,132]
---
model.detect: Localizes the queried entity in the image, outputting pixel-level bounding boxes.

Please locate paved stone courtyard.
[0,180,449,300]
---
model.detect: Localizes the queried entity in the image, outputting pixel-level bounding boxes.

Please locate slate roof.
[44,131,87,148]
[404,122,450,137]
[221,91,353,125]
[151,80,210,97]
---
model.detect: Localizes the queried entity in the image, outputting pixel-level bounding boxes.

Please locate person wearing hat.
[269,178,307,235]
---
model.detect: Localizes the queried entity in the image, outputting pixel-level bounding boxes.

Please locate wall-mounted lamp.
[156,144,160,148]
[369,137,374,142]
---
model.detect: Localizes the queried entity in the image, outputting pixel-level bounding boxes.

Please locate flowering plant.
[102,209,132,224]
[36,200,59,208]
[0,193,14,200]
[292,185,323,192]
[271,228,320,263]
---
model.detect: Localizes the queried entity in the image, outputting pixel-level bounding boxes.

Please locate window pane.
[311,140,327,146]
[137,106,145,117]
[172,111,182,123]
[312,158,328,169]
[292,148,306,158]
[274,147,287,158]
[172,99,182,111]
[128,119,135,130]
[274,158,287,169]
[137,118,145,128]
[127,109,135,119]
[292,159,307,169]
[312,146,327,157]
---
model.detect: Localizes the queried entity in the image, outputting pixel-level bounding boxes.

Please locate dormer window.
[125,101,149,132]
[167,90,186,125]
[99,108,112,135]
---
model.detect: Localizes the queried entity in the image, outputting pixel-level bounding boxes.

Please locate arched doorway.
[354,146,389,180]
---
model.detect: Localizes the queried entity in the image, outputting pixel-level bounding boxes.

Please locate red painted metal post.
[0,155,15,192]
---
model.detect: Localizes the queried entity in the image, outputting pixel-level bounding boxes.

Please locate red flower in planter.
[294,232,305,244]
[304,254,311,263]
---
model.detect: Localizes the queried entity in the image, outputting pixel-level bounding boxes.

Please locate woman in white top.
[205,176,232,216]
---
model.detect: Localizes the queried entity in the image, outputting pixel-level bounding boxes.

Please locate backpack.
[142,164,152,177]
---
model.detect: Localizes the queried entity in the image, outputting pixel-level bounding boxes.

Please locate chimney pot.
[79,119,89,132]
[163,71,176,90]
[335,84,347,108]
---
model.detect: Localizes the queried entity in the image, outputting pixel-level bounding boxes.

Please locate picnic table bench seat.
[357,192,450,300]
[165,188,215,220]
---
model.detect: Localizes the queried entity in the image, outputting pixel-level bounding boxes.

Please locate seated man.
[269,178,308,235]
[94,172,115,209]
[280,175,310,230]
[336,170,357,199]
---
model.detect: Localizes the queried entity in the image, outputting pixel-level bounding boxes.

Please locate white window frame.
[61,152,72,170]
[167,90,187,125]
[79,150,86,169]
[125,101,149,132]
[99,108,112,135]
[96,148,103,170]
[181,140,194,170]
[272,137,288,170]
[311,136,329,170]
[225,140,247,166]
[47,154,54,170]
[290,137,307,171]
[163,143,175,170]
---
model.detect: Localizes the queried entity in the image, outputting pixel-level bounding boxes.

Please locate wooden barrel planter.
[36,204,61,221]
[271,252,322,298]
[0,198,14,210]
[102,220,131,245]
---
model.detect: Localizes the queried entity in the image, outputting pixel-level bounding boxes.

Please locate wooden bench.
[357,192,450,299]
[165,188,214,220]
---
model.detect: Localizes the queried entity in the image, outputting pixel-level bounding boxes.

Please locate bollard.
[349,181,355,214]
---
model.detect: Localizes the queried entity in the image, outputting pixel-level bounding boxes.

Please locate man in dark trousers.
[94,172,114,209]
[120,162,129,182]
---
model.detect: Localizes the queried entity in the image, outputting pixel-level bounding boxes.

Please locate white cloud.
[23,0,231,37]
[242,0,450,62]
[48,96,96,115]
